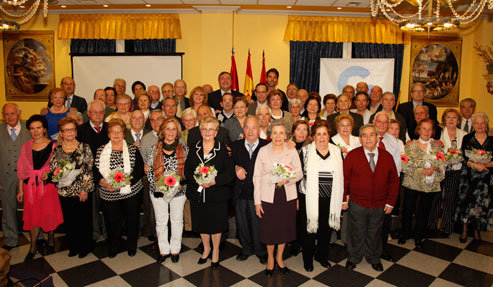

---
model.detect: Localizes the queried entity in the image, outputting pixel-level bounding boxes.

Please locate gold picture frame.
[3,31,56,102]
[409,36,462,107]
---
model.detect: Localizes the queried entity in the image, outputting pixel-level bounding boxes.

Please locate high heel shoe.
[46,244,55,255]
[459,235,467,243]
[24,251,35,262]
[275,260,290,274]
[211,261,220,269]
[265,268,274,277]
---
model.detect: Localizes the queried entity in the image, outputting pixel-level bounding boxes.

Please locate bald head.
[130,110,145,131]
[197,105,213,122]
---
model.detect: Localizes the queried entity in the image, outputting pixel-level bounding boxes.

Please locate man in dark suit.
[208,72,244,114]
[125,110,150,146]
[327,94,364,136]
[77,100,110,242]
[162,97,185,130]
[173,80,190,118]
[231,115,269,264]
[187,104,231,147]
[60,77,88,113]
[343,124,399,272]
[397,83,437,140]
[369,92,407,142]
[247,83,269,116]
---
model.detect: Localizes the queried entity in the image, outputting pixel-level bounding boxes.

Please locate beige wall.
[0,13,492,123]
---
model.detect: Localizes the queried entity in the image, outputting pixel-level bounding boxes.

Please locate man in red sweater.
[342,124,399,272]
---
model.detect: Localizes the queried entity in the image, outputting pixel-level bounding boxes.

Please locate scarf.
[99,141,132,194]
[305,142,344,232]
[17,140,55,205]
[153,140,186,181]
[418,138,434,184]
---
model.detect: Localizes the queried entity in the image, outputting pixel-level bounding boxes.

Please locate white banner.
[319,58,394,96]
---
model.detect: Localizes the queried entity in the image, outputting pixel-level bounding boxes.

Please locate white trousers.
[150,194,187,254]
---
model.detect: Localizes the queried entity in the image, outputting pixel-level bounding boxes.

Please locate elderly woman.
[389,119,405,154]
[17,115,63,262]
[50,117,94,258]
[303,95,322,126]
[182,109,198,145]
[224,96,248,142]
[135,92,152,130]
[256,105,271,140]
[428,109,467,237]
[105,94,133,129]
[299,120,344,272]
[105,87,117,111]
[184,116,234,268]
[399,119,445,247]
[254,120,303,276]
[95,118,145,258]
[147,118,187,263]
[268,90,294,131]
[330,114,361,158]
[292,120,311,152]
[456,112,493,241]
[45,88,70,140]
[289,98,304,122]
[321,94,337,119]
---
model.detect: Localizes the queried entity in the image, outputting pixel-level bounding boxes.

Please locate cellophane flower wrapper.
[155,172,181,202]
[465,148,492,163]
[270,162,296,184]
[108,169,133,190]
[52,160,81,188]
[193,164,218,193]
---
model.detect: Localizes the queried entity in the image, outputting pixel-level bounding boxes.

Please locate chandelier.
[0,0,48,30]
[370,0,493,34]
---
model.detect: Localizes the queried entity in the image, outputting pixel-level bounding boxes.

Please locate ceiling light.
[337,7,342,10]
[146,4,151,7]
[287,5,292,8]
[103,4,108,7]
[61,5,66,8]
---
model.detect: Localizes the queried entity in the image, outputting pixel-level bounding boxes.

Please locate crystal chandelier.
[370,0,493,34]
[0,0,48,29]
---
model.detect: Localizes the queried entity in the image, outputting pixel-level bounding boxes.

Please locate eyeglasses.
[200,128,217,133]
[61,128,76,133]
[89,110,105,115]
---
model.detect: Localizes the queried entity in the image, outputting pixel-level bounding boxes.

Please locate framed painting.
[409,36,462,107]
[3,31,56,102]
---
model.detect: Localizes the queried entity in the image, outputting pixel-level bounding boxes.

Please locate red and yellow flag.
[260,50,266,84]
[230,48,239,92]
[243,50,254,101]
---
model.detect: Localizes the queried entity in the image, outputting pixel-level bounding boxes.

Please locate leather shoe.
[78,250,90,259]
[46,244,55,255]
[236,253,250,261]
[345,261,357,269]
[171,254,179,263]
[158,254,168,263]
[128,249,136,257]
[304,264,314,272]
[278,266,290,274]
[24,251,35,262]
[315,257,331,268]
[265,268,274,277]
[415,239,423,248]
[211,261,220,269]
[371,263,384,272]
[198,257,208,264]
[257,255,268,264]
[381,253,395,262]
[397,238,406,245]
[68,250,78,257]
[108,251,117,258]
[459,235,467,243]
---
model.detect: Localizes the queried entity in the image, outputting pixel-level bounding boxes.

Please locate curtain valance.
[284,16,408,44]
[58,14,182,40]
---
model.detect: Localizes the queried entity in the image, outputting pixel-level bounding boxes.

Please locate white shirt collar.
[89,121,103,132]
[245,138,260,150]
[7,121,21,136]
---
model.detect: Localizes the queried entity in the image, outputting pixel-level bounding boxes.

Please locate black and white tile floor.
[3,231,493,287]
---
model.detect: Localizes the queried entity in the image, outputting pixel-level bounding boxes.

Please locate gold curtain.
[284,16,408,44]
[58,14,182,40]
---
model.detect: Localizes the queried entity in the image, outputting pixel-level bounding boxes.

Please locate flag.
[243,49,254,101]
[260,50,266,84]
[230,48,239,92]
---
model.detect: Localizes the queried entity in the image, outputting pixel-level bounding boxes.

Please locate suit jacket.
[343,147,399,209]
[140,131,158,165]
[0,121,31,187]
[77,121,109,158]
[187,126,231,147]
[369,111,407,142]
[125,129,151,145]
[208,89,244,112]
[397,101,438,140]
[231,138,270,204]
[327,112,364,137]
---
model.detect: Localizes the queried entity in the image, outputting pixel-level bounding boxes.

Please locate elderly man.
[247,83,269,116]
[343,124,399,272]
[125,110,150,147]
[82,89,114,122]
[406,105,442,141]
[61,77,88,113]
[161,82,174,98]
[459,98,476,133]
[187,104,231,147]
[0,103,31,249]
[327,94,364,136]
[298,89,309,115]
[283,83,298,111]
[369,92,407,141]
[173,80,189,117]
[218,93,234,124]
[350,92,372,124]
[231,115,269,264]
[208,71,244,114]
[113,78,128,96]
[162,97,185,130]
[369,86,383,114]
[356,82,369,94]
[148,85,162,110]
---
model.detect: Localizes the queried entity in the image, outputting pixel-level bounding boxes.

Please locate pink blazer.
[253,143,303,205]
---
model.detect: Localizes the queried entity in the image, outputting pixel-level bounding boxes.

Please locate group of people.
[0,70,491,277]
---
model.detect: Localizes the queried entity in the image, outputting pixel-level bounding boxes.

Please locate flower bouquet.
[465,148,492,163]
[429,151,447,167]
[444,147,464,165]
[108,169,133,191]
[52,160,81,188]
[336,143,349,157]
[193,163,218,193]
[270,162,296,184]
[400,154,409,168]
[155,172,181,202]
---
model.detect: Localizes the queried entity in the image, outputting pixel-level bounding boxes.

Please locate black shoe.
[415,239,423,248]
[371,263,384,272]
[459,235,467,243]
[236,253,250,261]
[158,254,168,263]
[381,253,395,262]
[278,265,290,274]
[147,235,156,241]
[108,251,118,258]
[265,268,274,277]
[198,257,208,264]
[128,249,136,257]
[46,244,55,255]
[171,254,179,263]
[315,257,331,268]
[3,245,17,251]
[397,238,406,245]
[258,255,268,265]
[68,250,78,257]
[345,261,357,269]
[78,250,90,259]
[211,261,220,269]
[24,252,35,262]
[304,264,314,272]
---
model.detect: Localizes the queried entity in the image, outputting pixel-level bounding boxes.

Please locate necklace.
[63,140,78,150]
[52,105,64,113]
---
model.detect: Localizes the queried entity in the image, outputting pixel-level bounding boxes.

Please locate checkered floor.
[3,231,493,287]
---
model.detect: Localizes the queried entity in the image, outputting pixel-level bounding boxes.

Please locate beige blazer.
[253,142,303,205]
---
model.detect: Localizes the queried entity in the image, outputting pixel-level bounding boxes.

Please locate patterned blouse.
[50,142,94,197]
[402,141,445,193]
[147,145,188,198]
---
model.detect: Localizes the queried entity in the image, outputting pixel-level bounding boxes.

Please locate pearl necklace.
[63,140,78,150]
[52,105,65,113]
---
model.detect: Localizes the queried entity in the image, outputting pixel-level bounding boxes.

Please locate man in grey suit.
[0,103,31,249]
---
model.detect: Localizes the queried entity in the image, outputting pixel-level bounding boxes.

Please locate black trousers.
[102,194,140,253]
[299,194,332,266]
[401,187,434,241]
[235,198,266,256]
[141,177,156,238]
[59,194,93,253]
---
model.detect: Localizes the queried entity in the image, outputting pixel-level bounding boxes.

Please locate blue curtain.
[351,43,404,97]
[70,39,116,54]
[132,39,176,54]
[289,41,343,93]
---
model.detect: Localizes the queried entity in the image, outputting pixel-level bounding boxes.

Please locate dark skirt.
[190,200,228,234]
[260,186,296,245]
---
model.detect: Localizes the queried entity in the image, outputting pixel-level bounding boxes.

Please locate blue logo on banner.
[337,66,371,93]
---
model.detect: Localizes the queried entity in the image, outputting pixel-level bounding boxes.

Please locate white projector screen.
[72,55,182,102]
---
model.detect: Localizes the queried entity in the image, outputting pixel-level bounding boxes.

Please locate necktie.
[463,120,469,133]
[247,143,254,159]
[135,133,141,143]
[95,126,101,133]
[378,136,386,150]
[66,97,72,108]
[369,152,376,172]
[10,128,16,141]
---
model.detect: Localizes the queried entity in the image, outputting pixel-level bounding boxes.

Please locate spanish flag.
[230,48,239,92]
[243,49,254,101]
[260,50,266,84]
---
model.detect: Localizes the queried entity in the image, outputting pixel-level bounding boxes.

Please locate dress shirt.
[150,101,160,109]
[369,102,381,114]
[460,118,473,133]
[350,109,372,125]
[65,95,73,108]
[89,121,103,133]
[244,139,259,156]
[221,89,232,96]
[412,100,422,110]
[131,129,144,142]
[7,121,21,138]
